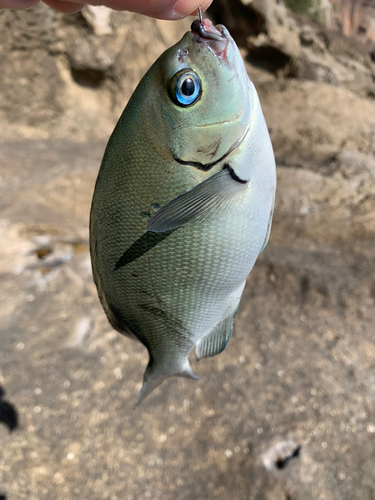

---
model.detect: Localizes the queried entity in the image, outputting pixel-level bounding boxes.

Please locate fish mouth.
[190,18,229,62]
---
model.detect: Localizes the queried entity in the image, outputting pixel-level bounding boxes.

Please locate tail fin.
[135,358,199,407]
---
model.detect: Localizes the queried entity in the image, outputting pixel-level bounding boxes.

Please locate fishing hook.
[198,6,203,29]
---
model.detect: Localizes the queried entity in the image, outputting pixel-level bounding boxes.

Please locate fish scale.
[90,16,276,404]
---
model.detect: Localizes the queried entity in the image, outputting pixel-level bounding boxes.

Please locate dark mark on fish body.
[139,303,191,341]
[227,165,248,184]
[178,48,188,63]
[106,302,139,341]
[174,130,246,171]
[114,229,177,270]
[174,153,224,171]
[139,304,169,320]
[197,138,221,159]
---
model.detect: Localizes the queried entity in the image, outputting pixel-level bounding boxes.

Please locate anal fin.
[195,316,234,361]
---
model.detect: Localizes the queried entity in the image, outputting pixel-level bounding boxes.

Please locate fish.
[90,12,276,405]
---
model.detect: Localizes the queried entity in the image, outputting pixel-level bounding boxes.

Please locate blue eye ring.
[169,70,202,107]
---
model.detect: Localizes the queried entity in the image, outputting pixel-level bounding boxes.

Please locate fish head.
[141,18,252,169]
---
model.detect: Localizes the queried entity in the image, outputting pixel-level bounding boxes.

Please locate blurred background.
[0,0,375,499]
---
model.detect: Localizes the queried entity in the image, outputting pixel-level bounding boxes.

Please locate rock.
[247,24,301,73]
[209,0,375,87]
[322,150,375,178]
[291,18,375,86]
[274,152,375,253]
[261,440,301,471]
[299,24,327,53]
[210,0,301,73]
[255,78,375,252]
[0,5,190,141]
[82,5,113,36]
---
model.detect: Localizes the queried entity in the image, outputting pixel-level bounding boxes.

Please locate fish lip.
[190,18,226,42]
[190,18,229,62]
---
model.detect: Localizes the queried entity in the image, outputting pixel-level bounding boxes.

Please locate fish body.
[90,18,276,404]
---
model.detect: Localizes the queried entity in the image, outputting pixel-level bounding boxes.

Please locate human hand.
[0,0,213,17]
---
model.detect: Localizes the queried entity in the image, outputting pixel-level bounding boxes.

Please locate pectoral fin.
[195,315,234,361]
[147,166,248,233]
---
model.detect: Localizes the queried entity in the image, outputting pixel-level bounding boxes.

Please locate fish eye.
[169,70,201,107]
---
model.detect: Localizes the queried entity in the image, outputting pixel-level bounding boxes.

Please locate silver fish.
[90,13,276,405]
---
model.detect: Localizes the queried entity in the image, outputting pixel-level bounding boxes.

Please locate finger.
[0,0,39,9]
[173,0,213,19]
[42,0,85,12]
[96,0,213,20]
